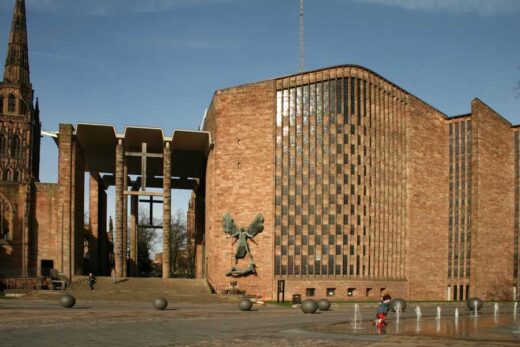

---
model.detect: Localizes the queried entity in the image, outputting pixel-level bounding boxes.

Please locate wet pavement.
[309,314,520,344]
[1,298,520,346]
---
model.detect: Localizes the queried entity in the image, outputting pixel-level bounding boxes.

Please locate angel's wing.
[223,212,239,236]
[247,213,264,238]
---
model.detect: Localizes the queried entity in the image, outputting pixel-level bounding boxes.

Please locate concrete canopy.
[65,123,211,188]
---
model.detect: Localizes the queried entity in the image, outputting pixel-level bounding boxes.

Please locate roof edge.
[213,64,449,119]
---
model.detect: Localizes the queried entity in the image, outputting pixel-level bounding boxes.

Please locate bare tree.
[108,216,114,241]
[137,209,159,276]
[170,210,190,277]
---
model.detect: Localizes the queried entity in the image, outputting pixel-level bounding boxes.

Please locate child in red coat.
[375,294,392,328]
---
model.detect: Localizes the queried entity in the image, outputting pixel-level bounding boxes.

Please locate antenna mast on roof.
[299,0,304,73]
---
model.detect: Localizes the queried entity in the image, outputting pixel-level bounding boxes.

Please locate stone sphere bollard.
[317,299,331,311]
[59,294,76,308]
[153,297,168,310]
[391,298,407,312]
[466,297,483,311]
[239,298,253,311]
[301,299,318,314]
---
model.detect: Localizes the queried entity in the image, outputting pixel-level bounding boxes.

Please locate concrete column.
[57,124,74,280]
[72,141,85,275]
[129,193,138,276]
[122,162,128,277]
[88,173,100,274]
[115,139,124,277]
[162,142,171,278]
[98,187,108,275]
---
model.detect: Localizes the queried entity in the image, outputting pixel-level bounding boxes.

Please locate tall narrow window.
[6,169,13,181]
[19,100,26,114]
[8,94,15,113]
[0,194,14,241]
[0,134,6,156]
[10,135,21,159]
[0,96,4,113]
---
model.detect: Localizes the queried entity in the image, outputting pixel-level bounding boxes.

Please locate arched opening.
[19,100,27,114]
[0,133,7,156]
[10,135,21,159]
[0,193,14,242]
[8,94,15,113]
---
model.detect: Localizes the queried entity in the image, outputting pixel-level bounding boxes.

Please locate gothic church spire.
[0,0,40,182]
[3,0,31,88]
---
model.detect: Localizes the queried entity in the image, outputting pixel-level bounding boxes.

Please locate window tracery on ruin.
[0,192,14,242]
[0,133,7,156]
[6,169,13,181]
[19,99,26,114]
[10,134,22,159]
[8,94,15,113]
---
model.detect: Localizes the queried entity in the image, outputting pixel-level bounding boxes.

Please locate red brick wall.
[200,66,518,302]
[204,81,276,298]
[283,279,407,302]
[471,99,515,299]
[405,100,449,300]
[34,183,59,275]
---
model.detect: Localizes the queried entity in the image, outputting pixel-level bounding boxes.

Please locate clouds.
[2,0,517,17]
[20,0,239,16]
[356,0,520,16]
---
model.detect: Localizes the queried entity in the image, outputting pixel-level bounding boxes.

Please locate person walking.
[88,273,96,292]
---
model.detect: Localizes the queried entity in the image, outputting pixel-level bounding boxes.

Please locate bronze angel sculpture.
[223,212,264,277]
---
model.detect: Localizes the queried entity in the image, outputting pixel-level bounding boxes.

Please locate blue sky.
[1,0,519,216]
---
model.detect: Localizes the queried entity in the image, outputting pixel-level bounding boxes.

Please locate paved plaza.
[1,296,520,347]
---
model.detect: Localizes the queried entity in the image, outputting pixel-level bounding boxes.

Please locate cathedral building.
[196,66,519,302]
[1,0,518,302]
[0,1,113,283]
[0,0,41,278]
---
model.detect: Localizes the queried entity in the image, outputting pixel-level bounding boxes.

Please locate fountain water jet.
[352,303,362,329]
[514,302,518,317]
[473,300,479,317]
[454,307,459,321]
[415,306,422,321]
[436,306,441,321]
[395,304,402,325]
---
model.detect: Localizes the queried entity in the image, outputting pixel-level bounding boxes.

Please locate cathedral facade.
[0,0,41,278]
[1,0,518,302]
[0,1,112,284]
[196,66,519,302]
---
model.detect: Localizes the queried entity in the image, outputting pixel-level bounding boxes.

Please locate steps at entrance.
[30,277,227,303]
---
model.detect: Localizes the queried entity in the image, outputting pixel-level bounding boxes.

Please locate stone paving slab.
[1,298,519,347]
